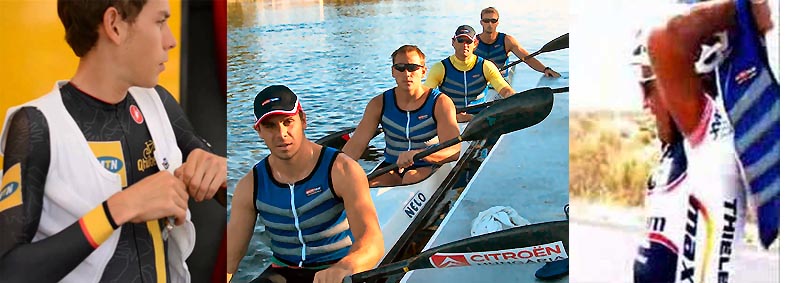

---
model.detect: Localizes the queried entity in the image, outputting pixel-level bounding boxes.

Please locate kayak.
[400,71,569,283]
[370,64,517,264]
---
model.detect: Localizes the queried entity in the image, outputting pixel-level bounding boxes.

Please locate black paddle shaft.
[458,86,569,113]
[500,33,569,71]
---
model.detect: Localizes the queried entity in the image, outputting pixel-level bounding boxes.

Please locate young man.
[0,0,227,282]
[424,25,516,122]
[226,85,384,283]
[343,45,460,186]
[474,7,561,78]
[631,1,773,281]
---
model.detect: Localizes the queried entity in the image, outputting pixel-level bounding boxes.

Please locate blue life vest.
[474,32,510,77]
[717,0,779,248]
[439,57,488,111]
[380,88,439,166]
[254,146,352,266]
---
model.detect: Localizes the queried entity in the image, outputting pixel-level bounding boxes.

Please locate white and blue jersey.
[438,56,488,111]
[716,0,779,248]
[254,147,352,267]
[380,88,440,167]
[634,98,746,283]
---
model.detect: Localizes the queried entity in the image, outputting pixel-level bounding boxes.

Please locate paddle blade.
[539,33,569,54]
[315,127,356,149]
[461,87,554,141]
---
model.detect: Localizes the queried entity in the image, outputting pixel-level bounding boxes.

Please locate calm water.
[227,0,568,280]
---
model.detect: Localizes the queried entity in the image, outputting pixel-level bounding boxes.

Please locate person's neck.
[271,140,321,183]
[394,85,427,110]
[395,84,426,100]
[480,30,498,43]
[454,53,472,62]
[70,54,131,105]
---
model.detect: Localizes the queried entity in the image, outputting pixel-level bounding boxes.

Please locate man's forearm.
[336,232,384,273]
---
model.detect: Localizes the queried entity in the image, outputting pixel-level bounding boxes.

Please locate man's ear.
[101,6,126,45]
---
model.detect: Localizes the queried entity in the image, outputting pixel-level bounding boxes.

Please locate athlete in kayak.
[343,45,461,187]
[631,1,773,281]
[0,0,227,282]
[424,25,516,122]
[474,7,560,78]
[226,85,384,283]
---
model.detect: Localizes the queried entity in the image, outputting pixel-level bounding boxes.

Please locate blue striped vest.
[717,0,779,248]
[380,88,439,166]
[474,32,510,77]
[254,146,352,266]
[439,57,488,110]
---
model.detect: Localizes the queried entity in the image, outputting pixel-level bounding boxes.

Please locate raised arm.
[313,154,384,282]
[646,0,737,137]
[226,170,258,277]
[341,95,383,159]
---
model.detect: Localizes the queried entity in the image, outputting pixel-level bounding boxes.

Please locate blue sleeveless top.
[439,56,488,111]
[253,146,352,266]
[474,32,509,70]
[717,0,779,248]
[380,88,440,166]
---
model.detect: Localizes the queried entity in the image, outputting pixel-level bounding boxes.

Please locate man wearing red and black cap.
[424,25,516,122]
[227,85,384,283]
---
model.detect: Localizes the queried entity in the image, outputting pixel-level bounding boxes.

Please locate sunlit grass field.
[569,110,659,207]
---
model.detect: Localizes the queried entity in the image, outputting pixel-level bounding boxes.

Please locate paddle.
[367,86,555,180]
[343,220,569,283]
[316,127,357,149]
[457,86,569,113]
[500,33,569,71]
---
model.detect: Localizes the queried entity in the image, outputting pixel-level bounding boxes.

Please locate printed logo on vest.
[130,105,144,124]
[494,44,501,48]
[472,74,481,79]
[306,186,322,197]
[418,114,429,120]
[734,66,757,85]
[89,141,128,187]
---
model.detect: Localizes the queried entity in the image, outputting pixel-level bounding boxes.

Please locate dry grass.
[569,111,659,207]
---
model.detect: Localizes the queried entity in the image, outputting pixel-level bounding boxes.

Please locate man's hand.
[175,149,227,202]
[396,150,420,169]
[456,112,474,123]
[107,171,189,226]
[544,67,561,78]
[313,263,354,283]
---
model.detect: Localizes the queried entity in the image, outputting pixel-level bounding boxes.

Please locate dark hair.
[480,7,499,19]
[390,45,426,65]
[57,0,147,57]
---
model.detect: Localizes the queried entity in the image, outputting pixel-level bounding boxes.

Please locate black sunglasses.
[481,18,498,24]
[393,63,423,72]
[456,37,474,44]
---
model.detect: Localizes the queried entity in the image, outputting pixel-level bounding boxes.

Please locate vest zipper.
[288,183,307,267]
[464,70,468,106]
[406,111,411,151]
